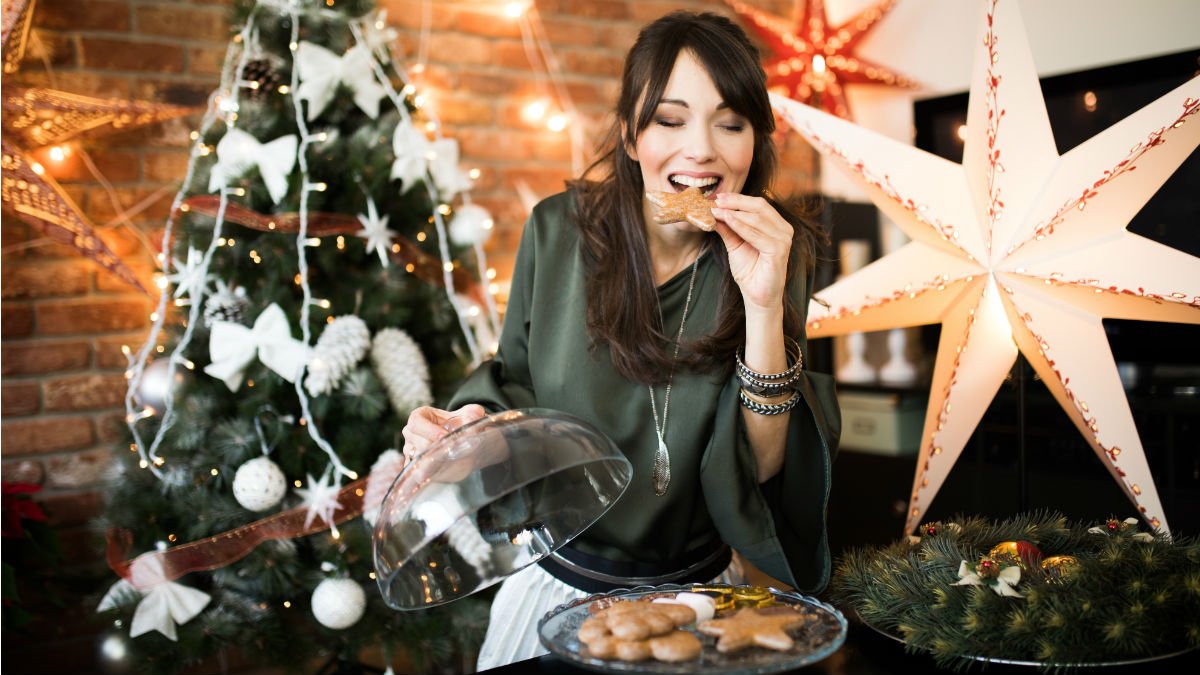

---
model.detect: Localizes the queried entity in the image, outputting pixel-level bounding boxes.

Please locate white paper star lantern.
[773,0,1200,534]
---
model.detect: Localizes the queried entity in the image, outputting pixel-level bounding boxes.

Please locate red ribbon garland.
[106,476,370,588]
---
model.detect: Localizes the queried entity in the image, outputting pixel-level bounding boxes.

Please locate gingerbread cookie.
[577,599,701,663]
[646,186,717,231]
[697,606,809,653]
[647,630,703,662]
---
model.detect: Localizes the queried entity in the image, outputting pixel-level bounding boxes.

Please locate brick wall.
[1,0,815,666]
[2,0,230,565]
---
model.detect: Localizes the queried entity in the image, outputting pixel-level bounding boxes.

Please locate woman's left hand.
[710,192,793,312]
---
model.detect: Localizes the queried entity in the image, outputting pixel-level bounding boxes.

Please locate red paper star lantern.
[725,0,918,119]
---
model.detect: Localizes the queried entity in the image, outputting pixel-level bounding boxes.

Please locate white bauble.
[232,457,287,511]
[311,578,366,630]
[448,203,494,247]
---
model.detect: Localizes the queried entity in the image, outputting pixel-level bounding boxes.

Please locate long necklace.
[649,252,701,497]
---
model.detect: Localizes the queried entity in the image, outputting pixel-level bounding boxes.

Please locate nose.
[684,126,716,163]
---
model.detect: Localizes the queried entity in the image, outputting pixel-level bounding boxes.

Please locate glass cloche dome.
[372,409,632,610]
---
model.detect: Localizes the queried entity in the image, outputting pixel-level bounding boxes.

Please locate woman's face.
[630,49,755,231]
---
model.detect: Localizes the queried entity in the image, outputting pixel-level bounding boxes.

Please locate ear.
[621,122,638,162]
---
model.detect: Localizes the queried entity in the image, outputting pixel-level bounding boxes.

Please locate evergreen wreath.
[832,511,1200,672]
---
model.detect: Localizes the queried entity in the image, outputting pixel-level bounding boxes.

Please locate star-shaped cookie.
[646,186,717,231]
[697,606,809,653]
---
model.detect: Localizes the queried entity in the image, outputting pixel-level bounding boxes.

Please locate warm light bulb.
[812,54,827,75]
[547,113,568,132]
[48,145,68,161]
[504,2,526,19]
[956,124,968,141]
[523,99,547,123]
[30,162,44,175]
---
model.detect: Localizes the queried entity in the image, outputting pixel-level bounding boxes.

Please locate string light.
[522,99,547,123]
[546,112,568,132]
[504,2,527,19]
[48,145,69,162]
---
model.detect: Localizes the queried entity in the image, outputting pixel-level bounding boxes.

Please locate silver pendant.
[652,435,671,496]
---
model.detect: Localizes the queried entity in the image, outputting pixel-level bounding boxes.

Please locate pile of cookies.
[576,586,815,664]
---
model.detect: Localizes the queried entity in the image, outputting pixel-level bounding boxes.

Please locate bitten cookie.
[697,606,809,653]
[646,186,717,231]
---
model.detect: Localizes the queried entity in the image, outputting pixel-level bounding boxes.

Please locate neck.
[646,224,707,286]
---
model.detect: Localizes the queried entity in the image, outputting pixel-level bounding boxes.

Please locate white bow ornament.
[391,120,432,193]
[428,137,473,198]
[207,128,298,204]
[205,303,313,391]
[295,42,386,120]
[97,557,211,642]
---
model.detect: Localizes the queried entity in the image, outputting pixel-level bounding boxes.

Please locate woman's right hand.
[401,404,488,462]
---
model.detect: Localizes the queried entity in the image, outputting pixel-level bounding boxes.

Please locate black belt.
[538,539,731,594]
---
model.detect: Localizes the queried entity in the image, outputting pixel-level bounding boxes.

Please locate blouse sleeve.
[447,204,542,413]
[699,266,842,593]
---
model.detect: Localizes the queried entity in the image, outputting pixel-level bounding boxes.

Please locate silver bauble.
[136,359,188,412]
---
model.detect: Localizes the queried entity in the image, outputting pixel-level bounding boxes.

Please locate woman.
[402,11,840,669]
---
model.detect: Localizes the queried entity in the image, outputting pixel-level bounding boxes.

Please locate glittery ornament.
[311,577,366,630]
[988,540,1044,574]
[370,328,432,418]
[1040,555,1079,582]
[305,315,370,396]
[232,456,287,512]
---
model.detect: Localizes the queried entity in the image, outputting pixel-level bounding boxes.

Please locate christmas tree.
[95,1,496,672]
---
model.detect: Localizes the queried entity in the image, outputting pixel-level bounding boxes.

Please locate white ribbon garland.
[208,128,298,204]
[205,303,312,391]
[295,42,386,120]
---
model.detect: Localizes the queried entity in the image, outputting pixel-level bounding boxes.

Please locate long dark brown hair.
[570,11,821,385]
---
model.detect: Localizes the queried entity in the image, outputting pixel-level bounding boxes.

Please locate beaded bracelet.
[735,336,804,382]
[738,387,800,415]
[736,336,803,396]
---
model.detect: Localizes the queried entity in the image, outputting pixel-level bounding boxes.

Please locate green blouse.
[450,191,841,592]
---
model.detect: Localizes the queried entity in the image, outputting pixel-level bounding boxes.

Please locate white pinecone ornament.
[305,316,371,396]
[232,456,287,511]
[203,283,249,327]
[370,328,432,417]
[311,577,366,629]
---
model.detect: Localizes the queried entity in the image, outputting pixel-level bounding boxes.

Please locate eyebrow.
[659,98,731,111]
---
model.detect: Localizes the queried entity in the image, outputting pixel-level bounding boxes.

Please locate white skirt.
[474,558,745,672]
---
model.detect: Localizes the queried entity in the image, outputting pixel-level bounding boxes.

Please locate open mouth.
[668,174,721,197]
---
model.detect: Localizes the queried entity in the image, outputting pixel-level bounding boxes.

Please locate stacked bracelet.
[739,388,799,415]
[736,336,805,415]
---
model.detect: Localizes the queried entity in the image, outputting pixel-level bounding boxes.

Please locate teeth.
[671,175,719,188]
